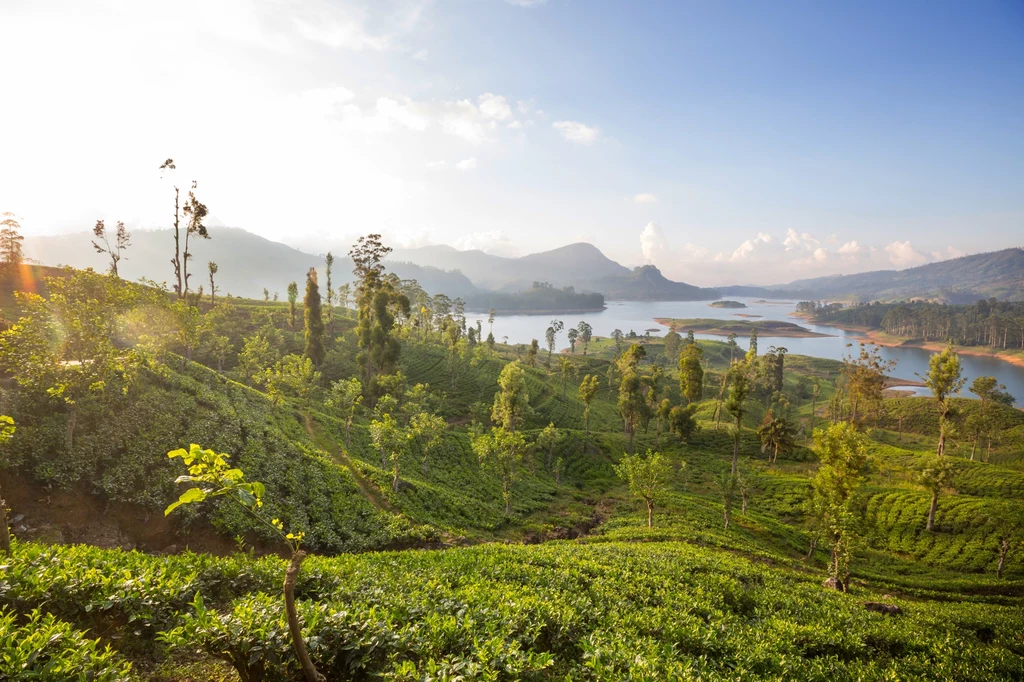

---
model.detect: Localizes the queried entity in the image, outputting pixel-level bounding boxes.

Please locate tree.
[618,369,645,455]
[287,281,299,330]
[170,300,204,364]
[526,339,539,367]
[924,344,965,456]
[238,332,276,386]
[757,416,796,465]
[91,219,131,277]
[164,445,325,682]
[967,376,1010,460]
[0,415,16,553]
[545,319,564,366]
[0,212,25,268]
[558,356,575,399]
[810,379,822,433]
[655,398,671,446]
[724,361,749,474]
[264,354,321,407]
[409,412,446,476]
[263,288,270,301]
[303,268,325,367]
[919,456,955,532]
[718,472,737,530]
[810,422,869,591]
[0,268,139,453]
[473,427,527,515]
[350,235,409,399]
[491,361,532,432]
[160,158,210,299]
[663,330,681,365]
[746,328,758,362]
[442,319,463,389]
[579,374,600,438]
[614,449,674,528]
[324,252,336,338]
[203,333,233,372]
[207,261,218,305]
[567,327,579,353]
[326,377,362,448]
[535,422,559,471]
[726,333,738,363]
[668,404,697,443]
[577,321,593,355]
[370,412,407,492]
[842,343,894,425]
[678,343,704,405]
[611,329,624,353]
[488,308,496,337]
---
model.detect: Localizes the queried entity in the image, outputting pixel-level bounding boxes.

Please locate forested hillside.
[0,231,1022,680]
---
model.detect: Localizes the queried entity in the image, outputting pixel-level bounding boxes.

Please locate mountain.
[24,228,479,301]
[389,242,630,291]
[776,247,1024,303]
[589,265,720,301]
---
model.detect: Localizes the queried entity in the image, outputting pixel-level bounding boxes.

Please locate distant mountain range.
[719,248,1024,303]
[23,228,1024,305]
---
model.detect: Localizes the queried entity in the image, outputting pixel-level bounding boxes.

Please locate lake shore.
[810,320,1024,370]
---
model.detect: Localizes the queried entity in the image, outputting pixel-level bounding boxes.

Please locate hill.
[24,227,480,301]
[589,264,720,301]
[746,247,1024,303]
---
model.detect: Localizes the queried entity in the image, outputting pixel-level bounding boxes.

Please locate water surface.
[467,299,1024,407]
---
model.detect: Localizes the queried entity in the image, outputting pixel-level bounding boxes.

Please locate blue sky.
[2,0,1022,284]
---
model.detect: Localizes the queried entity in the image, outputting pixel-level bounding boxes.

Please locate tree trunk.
[392,470,400,492]
[926,492,938,531]
[646,500,653,528]
[997,537,1009,579]
[345,419,352,449]
[971,439,977,461]
[805,534,817,561]
[731,421,740,475]
[284,551,325,682]
[0,487,10,554]
[741,494,747,515]
[628,426,635,455]
[65,406,77,454]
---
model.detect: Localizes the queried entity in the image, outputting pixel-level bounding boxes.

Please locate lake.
[467,298,1024,407]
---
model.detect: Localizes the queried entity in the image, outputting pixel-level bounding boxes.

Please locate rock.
[865,602,902,616]
[10,514,25,525]
[822,577,843,591]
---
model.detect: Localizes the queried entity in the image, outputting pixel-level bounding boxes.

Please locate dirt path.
[302,414,395,513]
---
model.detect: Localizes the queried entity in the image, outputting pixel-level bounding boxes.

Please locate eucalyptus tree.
[410,412,446,476]
[611,329,624,352]
[491,360,532,432]
[924,344,965,456]
[207,261,218,305]
[663,329,681,365]
[919,456,955,532]
[725,361,749,474]
[842,343,894,426]
[264,355,321,408]
[91,219,131,277]
[726,333,738,362]
[159,158,210,298]
[488,308,496,336]
[473,427,527,515]
[545,319,564,366]
[526,339,539,367]
[669,404,697,443]
[757,415,796,465]
[0,212,25,268]
[558,356,575,399]
[810,422,868,591]
[371,412,408,491]
[614,449,674,528]
[966,376,1011,460]
[263,288,270,301]
[536,422,559,471]
[578,373,600,438]
[618,369,645,455]
[567,327,579,353]
[287,281,299,330]
[577,320,593,354]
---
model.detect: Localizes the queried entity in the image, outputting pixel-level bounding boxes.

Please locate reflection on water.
[467,298,1024,407]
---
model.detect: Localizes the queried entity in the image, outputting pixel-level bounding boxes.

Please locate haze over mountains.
[24,228,1024,306]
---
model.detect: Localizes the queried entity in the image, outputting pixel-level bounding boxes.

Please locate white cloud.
[455,157,477,171]
[885,240,929,268]
[292,12,389,51]
[478,93,513,121]
[454,230,519,256]
[375,97,429,131]
[425,160,447,170]
[783,228,820,251]
[837,240,863,255]
[516,99,535,115]
[553,120,600,145]
[440,99,494,145]
[507,120,524,130]
[724,232,774,262]
[506,0,549,6]
[640,222,670,264]
[412,48,428,61]
[633,193,658,204]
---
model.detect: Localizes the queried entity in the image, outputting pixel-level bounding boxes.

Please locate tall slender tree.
[207,261,218,305]
[0,213,25,270]
[724,361,749,474]
[324,252,336,338]
[492,360,532,432]
[579,374,600,438]
[545,319,564,366]
[91,219,131,277]
[919,456,955,532]
[286,281,299,329]
[678,343,704,404]
[303,267,325,367]
[924,344,965,456]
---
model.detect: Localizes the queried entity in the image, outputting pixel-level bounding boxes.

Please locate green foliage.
[615,449,674,527]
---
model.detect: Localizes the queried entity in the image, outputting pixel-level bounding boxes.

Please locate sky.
[1,0,1023,286]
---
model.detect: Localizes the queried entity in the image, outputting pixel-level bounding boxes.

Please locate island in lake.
[656,318,834,338]
[708,300,747,308]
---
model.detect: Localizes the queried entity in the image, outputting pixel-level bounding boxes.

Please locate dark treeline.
[798,299,1024,349]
